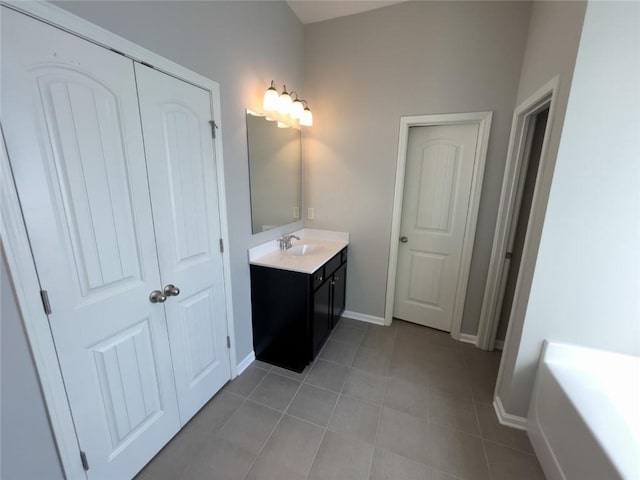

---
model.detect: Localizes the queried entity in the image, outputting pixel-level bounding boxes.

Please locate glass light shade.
[277,121,290,128]
[290,100,304,119]
[263,86,279,111]
[299,108,313,127]
[278,86,293,114]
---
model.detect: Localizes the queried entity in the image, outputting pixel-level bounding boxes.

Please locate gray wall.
[1,250,64,480]
[303,1,532,333]
[54,0,305,362]
[502,0,586,353]
[492,0,586,415]
[498,0,638,417]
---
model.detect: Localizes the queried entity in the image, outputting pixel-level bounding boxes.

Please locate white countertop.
[249,229,349,274]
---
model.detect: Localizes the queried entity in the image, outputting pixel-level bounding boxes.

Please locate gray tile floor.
[137,319,545,480]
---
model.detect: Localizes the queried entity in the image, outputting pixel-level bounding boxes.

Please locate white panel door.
[135,64,231,423]
[1,8,180,479]
[394,124,479,331]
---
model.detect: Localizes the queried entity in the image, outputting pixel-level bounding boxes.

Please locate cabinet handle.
[331,280,335,285]
[335,276,339,281]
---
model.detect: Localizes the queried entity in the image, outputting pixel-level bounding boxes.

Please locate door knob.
[163,284,180,297]
[400,236,408,243]
[149,290,167,303]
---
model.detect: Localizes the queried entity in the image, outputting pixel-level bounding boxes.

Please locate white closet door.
[135,64,232,423]
[394,123,480,331]
[1,9,181,479]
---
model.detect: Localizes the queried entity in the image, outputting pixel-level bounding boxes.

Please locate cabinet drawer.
[325,251,343,277]
[341,248,348,263]
[312,267,325,290]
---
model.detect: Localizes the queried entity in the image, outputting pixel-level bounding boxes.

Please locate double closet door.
[2,8,231,479]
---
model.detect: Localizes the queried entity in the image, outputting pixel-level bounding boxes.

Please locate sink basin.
[286,244,320,256]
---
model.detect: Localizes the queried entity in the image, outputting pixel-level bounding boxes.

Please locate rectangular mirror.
[246,110,302,233]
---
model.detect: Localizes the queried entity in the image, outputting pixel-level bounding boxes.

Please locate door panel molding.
[1,131,88,480]
[135,63,232,423]
[0,3,236,478]
[385,111,493,341]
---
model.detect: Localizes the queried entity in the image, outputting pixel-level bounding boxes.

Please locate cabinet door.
[331,263,347,327]
[135,64,231,424]
[1,9,180,479]
[250,266,309,372]
[312,280,332,357]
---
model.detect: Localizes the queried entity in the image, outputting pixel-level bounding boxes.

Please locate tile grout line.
[240,358,314,480]
[463,344,495,480]
[483,438,538,456]
[405,320,497,478]
[192,371,270,479]
[217,363,285,448]
[149,320,521,480]
[303,319,370,479]
[365,321,400,479]
[239,408,284,479]
[284,411,333,431]
[304,371,345,479]
[303,377,349,395]
[239,333,363,480]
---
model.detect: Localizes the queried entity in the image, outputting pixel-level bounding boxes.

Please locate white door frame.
[385,112,493,339]
[0,2,237,478]
[477,77,559,351]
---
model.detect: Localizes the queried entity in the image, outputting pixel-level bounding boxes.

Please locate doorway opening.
[478,77,558,352]
[494,108,548,347]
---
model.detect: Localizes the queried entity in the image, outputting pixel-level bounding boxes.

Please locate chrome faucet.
[278,234,300,250]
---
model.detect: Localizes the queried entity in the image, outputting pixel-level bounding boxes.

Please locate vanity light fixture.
[290,92,305,120]
[263,80,279,111]
[299,100,313,127]
[262,80,313,127]
[278,85,293,114]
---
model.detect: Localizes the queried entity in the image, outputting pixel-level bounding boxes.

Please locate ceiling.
[286,1,406,24]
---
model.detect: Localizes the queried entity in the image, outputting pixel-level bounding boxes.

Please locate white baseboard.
[342,310,385,326]
[494,339,505,350]
[493,395,528,430]
[236,351,256,376]
[459,333,478,345]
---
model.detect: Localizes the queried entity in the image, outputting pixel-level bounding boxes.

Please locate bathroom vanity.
[249,230,348,372]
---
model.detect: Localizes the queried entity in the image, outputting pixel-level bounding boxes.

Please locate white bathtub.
[528,341,640,480]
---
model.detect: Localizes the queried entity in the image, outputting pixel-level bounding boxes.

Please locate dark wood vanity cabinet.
[311,278,331,358]
[250,247,348,372]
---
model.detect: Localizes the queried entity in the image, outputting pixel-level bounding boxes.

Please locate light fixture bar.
[261,80,312,127]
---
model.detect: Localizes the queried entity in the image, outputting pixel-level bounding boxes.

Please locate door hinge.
[505,252,513,259]
[80,451,89,471]
[40,290,52,315]
[219,238,224,253]
[209,120,219,139]
[226,336,231,349]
